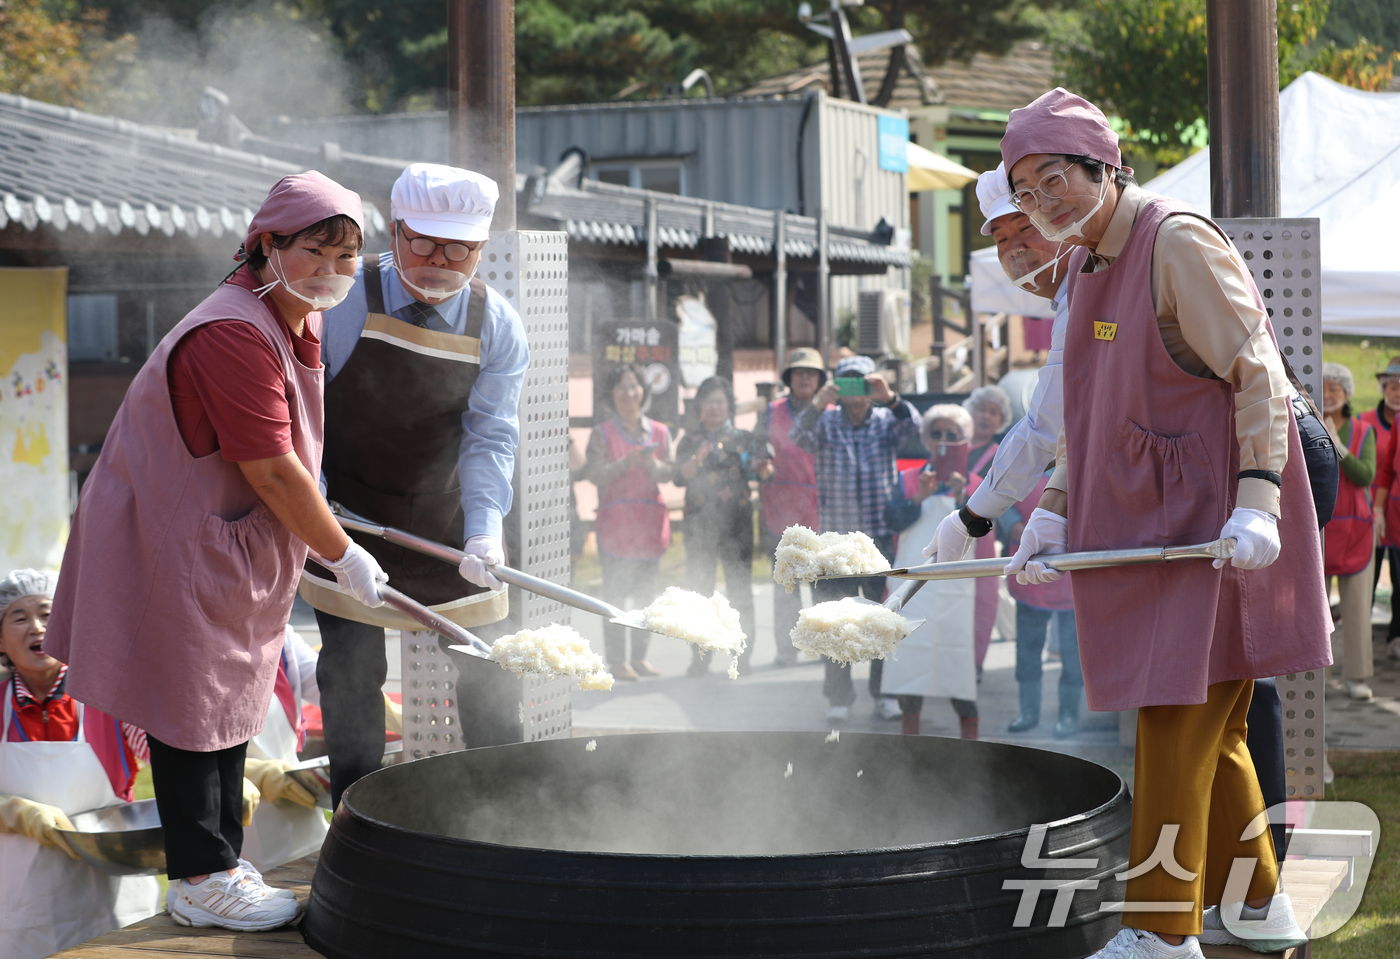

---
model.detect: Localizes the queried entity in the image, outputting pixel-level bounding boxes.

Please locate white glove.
[458,535,504,589]
[322,541,387,608]
[1003,508,1068,585]
[922,510,975,563]
[1215,507,1280,570]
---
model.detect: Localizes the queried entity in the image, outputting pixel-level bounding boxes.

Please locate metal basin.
[57,798,165,876]
[303,732,1131,958]
[288,741,403,809]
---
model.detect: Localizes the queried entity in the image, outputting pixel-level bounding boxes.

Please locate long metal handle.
[881,539,1236,581]
[330,502,628,621]
[883,577,927,613]
[307,557,493,659]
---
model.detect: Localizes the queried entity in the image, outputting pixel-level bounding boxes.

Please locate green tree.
[0,0,134,109]
[1318,0,1400,56]
[1307,35,1400,91]
[1055,0,1329,159]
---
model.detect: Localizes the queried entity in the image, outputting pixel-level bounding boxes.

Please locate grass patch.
[1322,335,1400,414]
[1313,750,1400,958]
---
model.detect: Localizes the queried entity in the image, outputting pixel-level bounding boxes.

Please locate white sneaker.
[826,704,850,722]
[1086,928,1202,958]
[876,697,902,721]
[237,859,297,900]
[1199,893,1308,953]
[1345,679,1374,700]
[168,872,303,931]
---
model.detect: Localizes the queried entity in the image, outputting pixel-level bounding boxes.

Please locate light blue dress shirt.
[965,279,1069,519]
[322,252,529,541]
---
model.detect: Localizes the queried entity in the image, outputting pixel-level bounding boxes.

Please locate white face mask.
[253,248,355,312]
[393,232,472,304]
[1030,171,1110,243]
[1008,242,1071,294]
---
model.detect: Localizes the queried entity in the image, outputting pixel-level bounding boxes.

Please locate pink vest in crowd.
[1061,197,1331,711]
[760,398,819,535]
[1324,418,1374,578]
[594,417,671,560]
[46,284,324,752]
[1357,407,1396,547]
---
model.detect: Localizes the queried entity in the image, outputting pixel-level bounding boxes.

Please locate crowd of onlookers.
[579,348,1400,726]
[580,348,1087,739]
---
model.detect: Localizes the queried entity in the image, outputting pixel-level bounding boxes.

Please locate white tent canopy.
[1147,72,1400,336]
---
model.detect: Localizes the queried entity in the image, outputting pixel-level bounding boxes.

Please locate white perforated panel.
[401,632,463,760]
[483,230,575,742]
[1219,218,1324,801]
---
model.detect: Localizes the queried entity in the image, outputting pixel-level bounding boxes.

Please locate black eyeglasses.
[399,223,481,262]
[925,429,962,441]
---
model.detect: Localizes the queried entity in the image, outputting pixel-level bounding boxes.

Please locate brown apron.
[299,261,508,628]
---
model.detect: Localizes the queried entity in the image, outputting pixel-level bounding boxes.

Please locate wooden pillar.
[1206,0,1280,218]
[448,0,516,230]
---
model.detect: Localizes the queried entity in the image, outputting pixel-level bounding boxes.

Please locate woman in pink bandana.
[46,172,388,934]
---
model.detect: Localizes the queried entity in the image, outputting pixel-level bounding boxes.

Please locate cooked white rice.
[789,597,913,664]
[772,526,888,593]
[585,740,597,752]
[642,586,748,679]
[491,624,614,690]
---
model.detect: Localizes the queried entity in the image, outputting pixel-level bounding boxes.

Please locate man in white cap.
[306,163,528,807]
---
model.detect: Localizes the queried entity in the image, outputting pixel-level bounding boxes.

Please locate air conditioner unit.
[856,289,910,356]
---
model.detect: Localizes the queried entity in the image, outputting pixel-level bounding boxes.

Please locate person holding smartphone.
[585,363,674,680]
[791,354,920,722]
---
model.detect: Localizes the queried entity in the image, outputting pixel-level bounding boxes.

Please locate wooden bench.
[50,853,321,959]
[1201,858,1351,959]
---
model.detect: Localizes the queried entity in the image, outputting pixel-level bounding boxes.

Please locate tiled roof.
[525,178,911,267]
[0,92,387,239]
[737,40,1055,115]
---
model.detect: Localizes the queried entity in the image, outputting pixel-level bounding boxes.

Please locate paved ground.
[288,579,1400,792]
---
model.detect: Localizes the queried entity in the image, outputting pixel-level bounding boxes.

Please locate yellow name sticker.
[1094,321,1118,341]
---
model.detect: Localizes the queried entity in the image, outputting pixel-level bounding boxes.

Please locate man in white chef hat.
[306,163,528,808]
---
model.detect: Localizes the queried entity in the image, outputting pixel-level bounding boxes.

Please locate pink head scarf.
[1001,88,1121,182]
[242,171,365,258]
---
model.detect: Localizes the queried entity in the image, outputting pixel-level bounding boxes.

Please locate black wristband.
[959,506,994,538]
[1238,469,1283,488]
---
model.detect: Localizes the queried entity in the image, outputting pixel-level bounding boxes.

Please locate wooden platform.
[51,854,322,959]
[54,853,1351,958]
[1201,858,1351,959]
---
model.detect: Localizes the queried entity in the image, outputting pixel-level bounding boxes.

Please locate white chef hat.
[390,163,498,242]
[977,161,1019,236]
[0,569,58,618]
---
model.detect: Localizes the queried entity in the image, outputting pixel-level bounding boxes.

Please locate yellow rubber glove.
[0,794,81,858]
[241,777,261,826]
[243,758,318,810]
[384,693,403,736]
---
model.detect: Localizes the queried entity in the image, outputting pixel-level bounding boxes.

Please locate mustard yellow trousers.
[1122,679,1279,935]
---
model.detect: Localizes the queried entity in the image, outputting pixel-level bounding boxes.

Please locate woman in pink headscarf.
[46,172,388,934]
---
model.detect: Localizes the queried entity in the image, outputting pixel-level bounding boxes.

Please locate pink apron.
[594,417,671,560]
[1324,418,1374,577]
[46,283,324,751]
[1061,197,1331,711]
[761,398,819,535]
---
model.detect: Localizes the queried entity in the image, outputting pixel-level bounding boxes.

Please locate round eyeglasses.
[925,429,962,441]
[400,225,480,262]
[1011,166,1073,214]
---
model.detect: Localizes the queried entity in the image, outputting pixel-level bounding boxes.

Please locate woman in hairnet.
[0,569,161,958]
[45,171,386,933]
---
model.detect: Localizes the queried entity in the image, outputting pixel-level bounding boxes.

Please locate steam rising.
[347,732,1124,857]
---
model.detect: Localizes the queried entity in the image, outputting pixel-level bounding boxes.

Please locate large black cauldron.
[303,732,1129,958]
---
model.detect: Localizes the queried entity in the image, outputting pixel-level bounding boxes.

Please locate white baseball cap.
[977,162,1019,235]
[390,163,498,242]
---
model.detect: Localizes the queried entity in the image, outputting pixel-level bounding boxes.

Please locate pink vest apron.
[1358,407,1395,547]
[1061,197,1331,711]
[1324,418,1374,577]
[594,417,671,560]
[965,444,1000,668]
[1006,474,1076,611]
[2,679,136,803]
[761,398,819,535]
[46,283,324,751]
